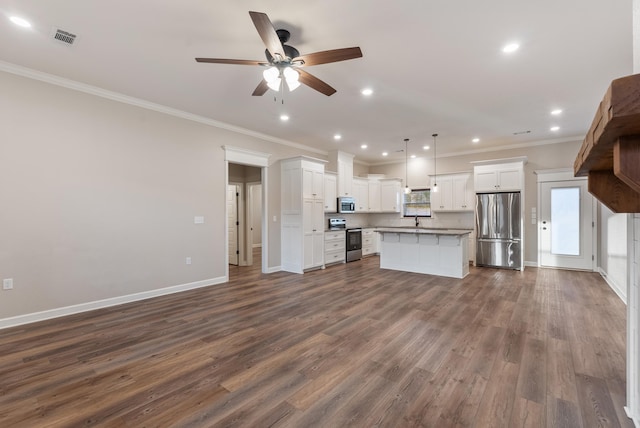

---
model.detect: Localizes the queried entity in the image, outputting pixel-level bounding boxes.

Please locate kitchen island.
[375,228,472,278]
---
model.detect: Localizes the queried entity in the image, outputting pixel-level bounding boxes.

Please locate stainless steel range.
[346,228,362,262]
[328,218,362,262]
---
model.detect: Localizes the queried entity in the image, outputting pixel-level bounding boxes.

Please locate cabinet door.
[496,169,521,190]
[303,169,324,199]
[353,178,369,212]
[303,199,325,269]
[431,177,453,211]
[324,174,337,212]
[474,171,497,192]
[380,180,401,212]
[452,174,473,210]
[368,180,381,212]
[338,160,353,196]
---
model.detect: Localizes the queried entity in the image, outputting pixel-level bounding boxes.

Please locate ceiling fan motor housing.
[265,44,300,64]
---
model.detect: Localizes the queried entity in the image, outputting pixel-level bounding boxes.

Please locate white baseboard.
[599,267,627,304]
[524,261,538,268]
[265,265,281,274]
[252,243,262,248]
[0,276,227,330]
[624,406,639,427]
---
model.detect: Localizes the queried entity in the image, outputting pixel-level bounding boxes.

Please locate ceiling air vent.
[52,28,77,45]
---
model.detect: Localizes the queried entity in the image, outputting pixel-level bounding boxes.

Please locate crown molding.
[366,136,583,167]
[0,60,327,157]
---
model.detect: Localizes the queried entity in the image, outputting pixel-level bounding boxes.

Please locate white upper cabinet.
[380,179,402,212]
[472,158,526,192]
[430,173,473,211]
[353,177,369,212]
[302,169,324,200]
[323,172,337,213]
[368,180,381,212]
[328,151,355,197]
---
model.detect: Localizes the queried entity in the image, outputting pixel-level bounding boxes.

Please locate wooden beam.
[588,170,640,213]
[614,136,640,194]
[575,73,640,177]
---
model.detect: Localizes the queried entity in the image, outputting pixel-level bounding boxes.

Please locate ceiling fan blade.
[252,80,269,96]
[249,11,285,60]
[195,58,267,66]
[294,47,362,66]
[297,69,337,96]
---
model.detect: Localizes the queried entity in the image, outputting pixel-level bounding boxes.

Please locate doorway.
[223,146,270,278]
[537,170,596,270]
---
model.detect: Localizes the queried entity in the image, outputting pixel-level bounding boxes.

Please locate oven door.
[346,228,362,262]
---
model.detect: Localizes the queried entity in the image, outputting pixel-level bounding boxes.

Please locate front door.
[539,179,594,270]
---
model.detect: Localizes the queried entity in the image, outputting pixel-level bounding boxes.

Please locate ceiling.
[0,1,633,164]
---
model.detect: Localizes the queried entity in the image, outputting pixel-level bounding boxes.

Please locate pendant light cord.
[432,133,438,188]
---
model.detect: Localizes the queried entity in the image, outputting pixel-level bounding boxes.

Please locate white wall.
[0,70,320,321]
[599,205,629,300]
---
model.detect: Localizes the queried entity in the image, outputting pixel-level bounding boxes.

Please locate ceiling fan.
[195,11,363,96]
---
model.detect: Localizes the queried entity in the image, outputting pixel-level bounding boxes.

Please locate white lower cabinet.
[362,228,379,256]
[324,230,346,265]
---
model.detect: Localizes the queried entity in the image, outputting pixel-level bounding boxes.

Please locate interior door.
[539,180,594,270]
[227,185,239,265]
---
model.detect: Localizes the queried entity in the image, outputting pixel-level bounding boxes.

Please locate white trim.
[623,406,639,427]
[470,156,528,167]
[252,243,263,248]
[223,145,271,167]
[265,265,282,273]
[599,267,628,304]
[368,138,579,167]
[524,261,538,267]
[0,276,227,330]
[0,61,326,157]
[534,168,585,183]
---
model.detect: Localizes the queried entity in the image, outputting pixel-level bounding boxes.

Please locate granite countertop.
[373,227,473,236]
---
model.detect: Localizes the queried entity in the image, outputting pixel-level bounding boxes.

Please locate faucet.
[415,216,420,227]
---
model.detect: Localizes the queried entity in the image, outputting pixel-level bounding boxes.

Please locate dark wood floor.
[0,252,632,427]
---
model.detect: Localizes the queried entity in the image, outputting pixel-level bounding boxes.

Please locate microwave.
[338,196,356,213]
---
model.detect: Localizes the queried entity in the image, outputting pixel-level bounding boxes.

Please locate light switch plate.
[3,278,13,290]
[194,216,204,224]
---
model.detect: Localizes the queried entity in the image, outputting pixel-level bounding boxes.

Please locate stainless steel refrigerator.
[475,192,522,270]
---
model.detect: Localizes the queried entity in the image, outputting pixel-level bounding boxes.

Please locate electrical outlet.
[186,257,192,265]
[3,278,13,290]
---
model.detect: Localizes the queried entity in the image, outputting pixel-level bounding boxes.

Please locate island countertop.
[374,227,472,236]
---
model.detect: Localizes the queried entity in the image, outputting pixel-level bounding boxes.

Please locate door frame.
[228,182,245,266]
[246,182,263,266]
[535,168,597,271]
[223,146,271,279]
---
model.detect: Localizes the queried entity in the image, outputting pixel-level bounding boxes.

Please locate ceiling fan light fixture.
[283,67,300,91]
[263,66,280,83]
[267,77,281,92]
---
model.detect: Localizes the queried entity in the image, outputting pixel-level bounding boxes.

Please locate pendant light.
[432,133,439,193]
[404,138,411,194]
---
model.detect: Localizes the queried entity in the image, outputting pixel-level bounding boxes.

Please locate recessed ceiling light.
[361,88,373,96]
[423,145,430,150]
[280,114,289,121]
[334,134,342,140]
[502,43,520,53]
[10,16,31,28]
[382,152,388,157]
[551,109,563,115]
[361,144,368,149]
[550,126,560,131]
[410,155,416,159]
[472,138,480,143]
